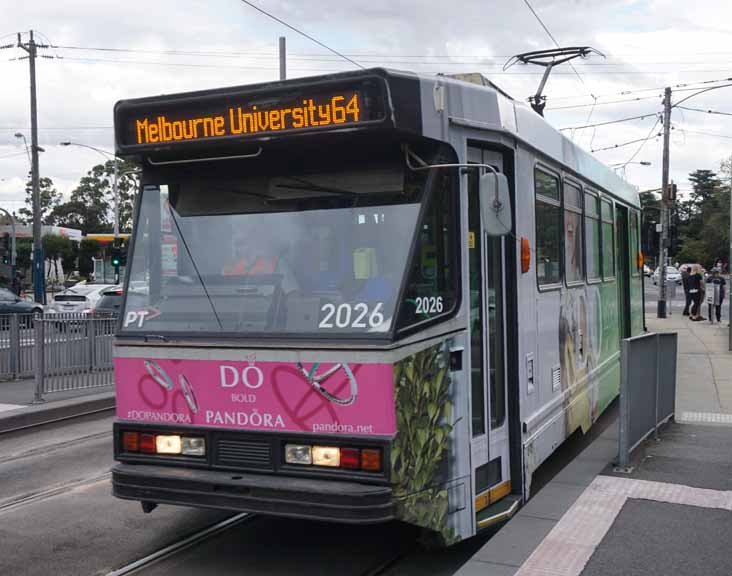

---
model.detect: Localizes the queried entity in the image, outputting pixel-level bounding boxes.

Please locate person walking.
[10,272,21,297]
[688,264,706,321]
[681,265,692,316]
[707,267,726,323]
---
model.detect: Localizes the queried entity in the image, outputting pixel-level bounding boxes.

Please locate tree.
[17,176,62,225]
[674,168,729,268]
[78,239,102,279]
[52,159,140,235]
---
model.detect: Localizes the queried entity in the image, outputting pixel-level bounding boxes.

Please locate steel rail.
[0,471,112,515]
[105,513,254,575]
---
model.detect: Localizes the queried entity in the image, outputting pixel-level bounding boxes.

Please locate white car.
[47,283,118,315]
[652,266,681,285]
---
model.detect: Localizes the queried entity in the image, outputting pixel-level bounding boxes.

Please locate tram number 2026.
[319,302,384,329]
[414,296,444,314]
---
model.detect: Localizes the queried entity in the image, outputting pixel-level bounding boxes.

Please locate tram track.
[0,429,112,465]
[0,471,111,515]
[104,509,414,576]
[105,513,255,575]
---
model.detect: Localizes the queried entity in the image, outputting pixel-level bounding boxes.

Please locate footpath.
[0,377,114,433]
[457,312,732,576]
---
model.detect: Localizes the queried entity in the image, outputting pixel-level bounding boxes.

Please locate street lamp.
[59,141,119,238]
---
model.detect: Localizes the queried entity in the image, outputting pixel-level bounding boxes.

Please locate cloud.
[2,0,732,207]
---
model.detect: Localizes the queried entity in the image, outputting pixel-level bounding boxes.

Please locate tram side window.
[585,192,601,282]
[630,210,640,276]
[564,181,584,285]
[397,167,458,331]
[535,168,562,287]
[601,199,615,280]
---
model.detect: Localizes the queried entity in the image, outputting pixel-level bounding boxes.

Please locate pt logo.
[124,307,161,328]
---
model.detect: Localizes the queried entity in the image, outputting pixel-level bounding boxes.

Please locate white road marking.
[515,475,732,576]
[678,411,732,425]
[0,403,24,413]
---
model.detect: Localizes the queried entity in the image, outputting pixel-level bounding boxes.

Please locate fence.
[0,314,36,380]
[617,331,678,469]
[0,312,117,401]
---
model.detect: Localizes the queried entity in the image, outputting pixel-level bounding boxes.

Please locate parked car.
[0,288,43,327]
[47,284,117,315]
[652,266,682,285]
[93,287,124,318]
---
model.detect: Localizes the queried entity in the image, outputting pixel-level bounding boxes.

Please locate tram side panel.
[516,146,623,497]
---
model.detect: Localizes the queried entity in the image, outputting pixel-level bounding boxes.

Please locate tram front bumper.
[112,463,394,524]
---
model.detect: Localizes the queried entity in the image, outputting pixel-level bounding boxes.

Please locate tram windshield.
[121,143,437,337]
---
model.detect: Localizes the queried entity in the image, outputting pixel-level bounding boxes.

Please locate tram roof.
[409,70,641,208]
[113,67,639,207]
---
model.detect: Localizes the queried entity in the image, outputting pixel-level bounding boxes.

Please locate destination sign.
[115,78,388,151]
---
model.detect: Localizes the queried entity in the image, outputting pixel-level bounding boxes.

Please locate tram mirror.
[479,172,512,236]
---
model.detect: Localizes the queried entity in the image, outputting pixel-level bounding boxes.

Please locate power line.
[676,105,732,117]
[619,118,662,167]
[520,0,596,107]
[238,0,363,70]
[547,95,661,111]
[560,112,659,131]
[676,128,732,140]
[591,122,662,153]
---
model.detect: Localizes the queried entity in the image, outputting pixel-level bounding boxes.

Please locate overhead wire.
[591,119,662,153]
[559,112,659,131]
[676,105,732,117]
[618,118,663,167]
[238,0,363,70]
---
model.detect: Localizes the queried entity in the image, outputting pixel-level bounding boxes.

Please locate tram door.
[467,147,511,524]
[616,205,631,339]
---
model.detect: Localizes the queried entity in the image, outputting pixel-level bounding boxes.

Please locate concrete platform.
[455,312,732,576]
[0,378,114,433]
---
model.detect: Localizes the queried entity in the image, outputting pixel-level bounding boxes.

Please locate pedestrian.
[681,265,692,316]
[10,272,21,297]
[688,264,706,321]
[707,267,726,323]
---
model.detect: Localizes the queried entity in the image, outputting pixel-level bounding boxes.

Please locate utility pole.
[657,87,672,318]
[113,160,119,239]
[279,36,286,80]
[728,155,732,350]
[18,30,45,305]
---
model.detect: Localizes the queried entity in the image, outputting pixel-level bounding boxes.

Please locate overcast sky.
[2,0,732,214]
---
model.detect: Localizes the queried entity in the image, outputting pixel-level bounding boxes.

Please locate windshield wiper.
[275,177,357,197]
[167,208,224,330]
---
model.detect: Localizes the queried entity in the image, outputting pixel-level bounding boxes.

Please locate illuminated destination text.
[135,93,362,145]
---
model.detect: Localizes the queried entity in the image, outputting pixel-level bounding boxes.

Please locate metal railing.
[0,314,36,380]
[617,331,678,470]
[0,312,117,401]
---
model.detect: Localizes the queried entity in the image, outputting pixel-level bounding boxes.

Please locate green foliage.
[391,342,456,545]
[15,238,32,274]
[41,234,78,284]
[51,159,139,235]
[674,169,729,267]
[18,176,62,225]
[78,239,102,279]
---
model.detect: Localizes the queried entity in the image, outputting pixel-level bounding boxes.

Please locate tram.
[111,68,643,544]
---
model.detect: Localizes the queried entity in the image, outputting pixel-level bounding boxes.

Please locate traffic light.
[119,244,127,267]
[110,245,121,267]
[1,234,8,265]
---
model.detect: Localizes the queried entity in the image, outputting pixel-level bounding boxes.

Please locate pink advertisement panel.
[114,357,396,436]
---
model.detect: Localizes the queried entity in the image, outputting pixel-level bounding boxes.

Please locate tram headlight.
[181,437,206,457]
[156,435,183,455]
[285,444,312,465]
[312,446,340,467]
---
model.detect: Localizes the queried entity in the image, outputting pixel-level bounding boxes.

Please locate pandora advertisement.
[114,357,396,436]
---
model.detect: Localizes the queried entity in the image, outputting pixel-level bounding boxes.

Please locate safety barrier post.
[9,314,20,377]
[87,316,96,371]
[33,314,45,403]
